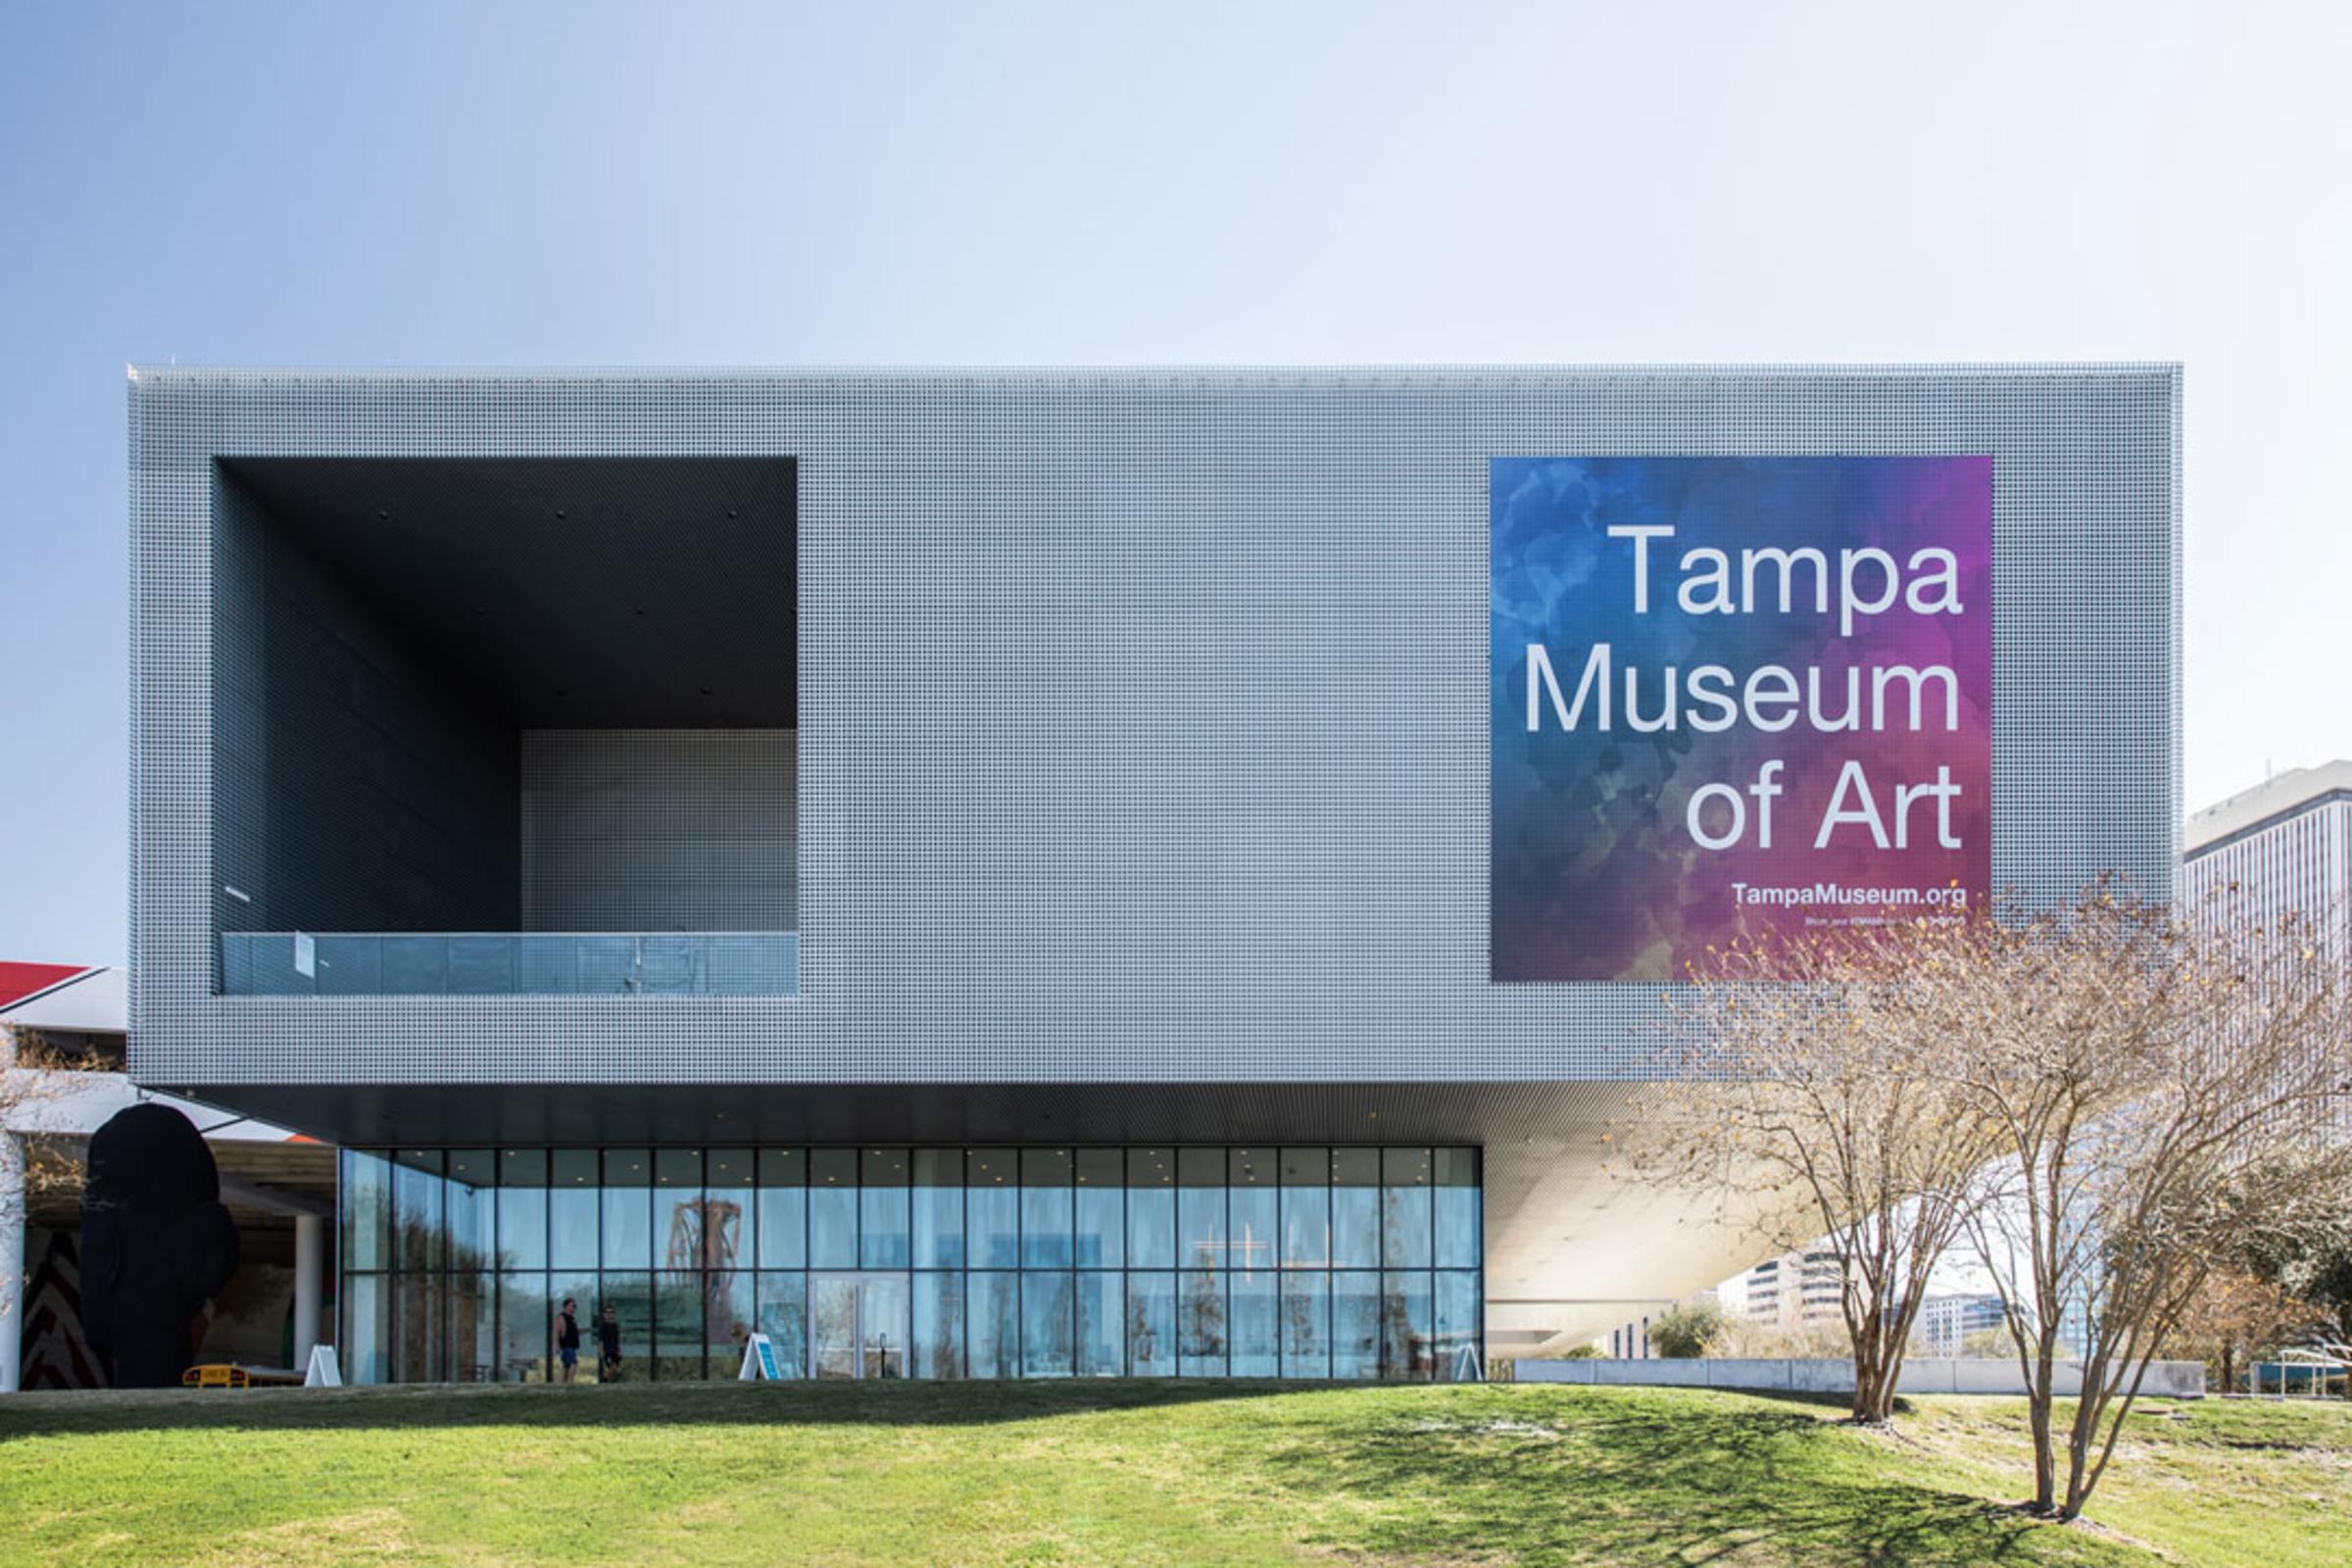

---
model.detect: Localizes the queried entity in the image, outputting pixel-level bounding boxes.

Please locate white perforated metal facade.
[129,367,2180,1111]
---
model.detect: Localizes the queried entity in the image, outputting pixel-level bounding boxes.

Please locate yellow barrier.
[180,1364,252,1389]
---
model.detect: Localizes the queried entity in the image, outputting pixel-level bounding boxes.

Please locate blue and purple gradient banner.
[1491,457,1992,983]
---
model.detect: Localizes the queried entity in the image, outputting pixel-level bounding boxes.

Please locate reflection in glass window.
[1128,1272,1176,1377]
[602,1151,653,1269]
[1382,1271,1434,1382]
[1230,1269,1278,1377]
[450,1270,494,1382]
[550,1152,600,1268]
[598,1273,654,1382]
[498,1272,549,1382]
[1230,1149,1277,1277]
[1076,1271,1122,1376]
[1127,1149,1175,1268]
[1021,1150,1073,1268]
[968,1271,1019,1380]
[1022,1270,1075,1377]
[1383,1148,1433,1269]
[1075,1151,1123,1268]
[757,1149,806,1270]
[392,1150,442,1272]
[967,1151,1019,1268]
[1281,1271,1329,1378]
[1179,1267,1227,1375]
[913,1271,964,1379]
[912,1149,964,1268]
[342,1151,392,1271]
[860,1149,910,1268]
[703,1150,754,1293]
[654,1269,705,1381]
[343,1273,389,1385]
[1434,1149,1482,1269]
[1435,1271,1482,1382]
[756,1271,808,1379]
[1280,1148,1329,1267]
[654,1149,705,1272]
[496,1150,547,1270]
[1332,1270,1380,1379]
[340,1142,1483,1387]
[394,1272,441,1381]
[810,1274,858,1380]
[808,1150,858,1269]
[862,1274,910,1380]
[710,1263,754,1376]
[1331,1150,1381,1268]
[1178,1149,1226,1269]
[446,1151,495,1272]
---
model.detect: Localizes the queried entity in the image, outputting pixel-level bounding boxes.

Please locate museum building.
[125,366,2181,1382]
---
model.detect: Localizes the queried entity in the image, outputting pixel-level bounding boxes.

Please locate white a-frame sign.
[738,1332,782,1381]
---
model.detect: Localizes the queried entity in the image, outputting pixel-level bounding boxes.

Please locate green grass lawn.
[2,1381,2346,1567]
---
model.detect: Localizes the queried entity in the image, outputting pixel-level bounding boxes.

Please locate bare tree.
[1935,889,2352,1520]
[1642,920,2008,1425]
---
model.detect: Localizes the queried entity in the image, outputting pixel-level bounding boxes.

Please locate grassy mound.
[2,1380,2344,1566]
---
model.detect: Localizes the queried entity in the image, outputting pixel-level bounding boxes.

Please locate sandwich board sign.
[304,1345,342,1387]
[738,1332,781,1382]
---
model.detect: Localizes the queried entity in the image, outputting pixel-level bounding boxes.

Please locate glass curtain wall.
[339,1145,1481,1384]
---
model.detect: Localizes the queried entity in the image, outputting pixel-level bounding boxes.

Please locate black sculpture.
[79,1103,240,1387]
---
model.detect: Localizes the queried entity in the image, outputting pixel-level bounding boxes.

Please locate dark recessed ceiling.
[220,456,797,728]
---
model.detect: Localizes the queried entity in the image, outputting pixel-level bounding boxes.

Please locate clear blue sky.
[5,1,2347,966]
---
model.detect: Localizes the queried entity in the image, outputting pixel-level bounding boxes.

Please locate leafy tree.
[2247,1200,2352,1347]
[1648,1298,1726,1359]
[1958,1326,2011,1359]
[2171,1267,2323,1394]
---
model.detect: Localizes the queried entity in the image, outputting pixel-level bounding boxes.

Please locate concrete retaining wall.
[1513,1356,2206,1399]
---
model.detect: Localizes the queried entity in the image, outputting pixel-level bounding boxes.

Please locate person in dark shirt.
[554,1298,581,1384]
[598,1302,624,1383]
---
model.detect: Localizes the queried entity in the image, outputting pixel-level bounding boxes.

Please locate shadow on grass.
[0,1376,1313,1440]
[1651,1387,1918,1419]
[1261,1388,2123,1568]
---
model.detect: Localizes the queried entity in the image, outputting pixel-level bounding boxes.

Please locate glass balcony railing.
[220,932,798,998]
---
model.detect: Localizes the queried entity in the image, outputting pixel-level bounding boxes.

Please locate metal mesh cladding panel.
[129,368,2181,1087]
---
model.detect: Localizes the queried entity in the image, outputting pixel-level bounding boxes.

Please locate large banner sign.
[1491,457,1991,983]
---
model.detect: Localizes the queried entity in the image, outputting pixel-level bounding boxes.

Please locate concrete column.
[293,1211,323,1372]
[1,1130,24,1394]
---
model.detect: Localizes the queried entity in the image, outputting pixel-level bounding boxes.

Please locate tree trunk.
[2059,1420,2093,1520]
[1844,1288,1919,1427]
[1860,1333,1899,1424]
[2028,1350,2057,1513]
[1850,1335,1878,1423]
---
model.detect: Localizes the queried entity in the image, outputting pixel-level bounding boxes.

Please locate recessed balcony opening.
[209,456,799,996]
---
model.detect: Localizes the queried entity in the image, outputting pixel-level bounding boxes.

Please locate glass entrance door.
[810,1273,909,1380]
